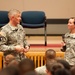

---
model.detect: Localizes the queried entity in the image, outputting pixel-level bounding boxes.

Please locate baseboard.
[26,34,63,36]
[47,19,68,24]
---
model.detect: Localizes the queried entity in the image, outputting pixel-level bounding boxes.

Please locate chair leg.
[44,26,47,46]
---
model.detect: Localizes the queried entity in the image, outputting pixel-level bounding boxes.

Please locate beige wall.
[0,0,75,18]
[0,0,23,11]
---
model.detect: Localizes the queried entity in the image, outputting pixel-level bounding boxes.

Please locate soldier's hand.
[15,45,24,52]
[61,41,66,47]
[23,46,29,53]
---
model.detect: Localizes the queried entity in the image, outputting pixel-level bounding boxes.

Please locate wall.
[0,0,75,18]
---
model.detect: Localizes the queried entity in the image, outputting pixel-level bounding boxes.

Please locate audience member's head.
[4,54,16,67]
[45,49,56,61]
[35,49,56,75]
[0,66,19,75]
[54,68,71,75]
[18,58,35,75]
[57,59,70,70]
[70,65,75,75]
[24,71,38,75]
[46,61,64,75]
[7,59,19,67]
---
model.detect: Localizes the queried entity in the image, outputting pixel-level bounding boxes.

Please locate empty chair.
[0,11,9,27]
[21,11,47,46]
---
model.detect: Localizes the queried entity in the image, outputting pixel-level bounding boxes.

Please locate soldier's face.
[68,19,75,30]
[13,13,21,25]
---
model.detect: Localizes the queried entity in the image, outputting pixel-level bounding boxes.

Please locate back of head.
[46,61,64,75]
[24,71,38,75]
[55,68,71,75]
[7,59,19,67]
[0,66,19,75]
[4,54,16,67]
[57,59,70,70]
[18,58,35,75]
[45,49,56,60]
[70,65,75,75]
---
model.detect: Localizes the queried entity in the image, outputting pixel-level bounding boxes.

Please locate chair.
[0,11,9,27]
[21,11,47,46]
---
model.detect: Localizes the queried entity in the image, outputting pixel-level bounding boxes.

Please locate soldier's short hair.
[8,9,21,19]
[70,17,75,24]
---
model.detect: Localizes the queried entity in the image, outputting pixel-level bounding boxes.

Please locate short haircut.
[70,65,75,75]
[24,71,38,75]
[57,59,70,70]
[55,68,71,75]
[0,66,19,75]
[8,9,21,19]
[46,61,64,75]
[45,49,56,60]
[18,58,35,75]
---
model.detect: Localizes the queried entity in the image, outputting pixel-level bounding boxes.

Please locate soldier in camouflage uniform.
[62,17,75,66]
[0,9,30,63]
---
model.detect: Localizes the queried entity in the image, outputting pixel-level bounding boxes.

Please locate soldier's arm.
[24,39,30,49]
[0,31,15,51]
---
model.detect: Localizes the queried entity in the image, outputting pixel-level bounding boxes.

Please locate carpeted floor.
[30,44,61,47]
[26,36,62,52]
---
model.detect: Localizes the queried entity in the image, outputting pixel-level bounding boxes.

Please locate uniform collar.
[8,23,18,31]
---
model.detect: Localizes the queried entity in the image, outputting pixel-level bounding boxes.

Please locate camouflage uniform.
[0,23,29,61]
[64,32,75,65]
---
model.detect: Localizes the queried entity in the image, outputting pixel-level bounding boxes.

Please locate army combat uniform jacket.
[0,23,29,60]
[64,32,75,65]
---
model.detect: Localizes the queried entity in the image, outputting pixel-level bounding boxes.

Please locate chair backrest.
[0,11,9,27]
[22,11,46,24]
